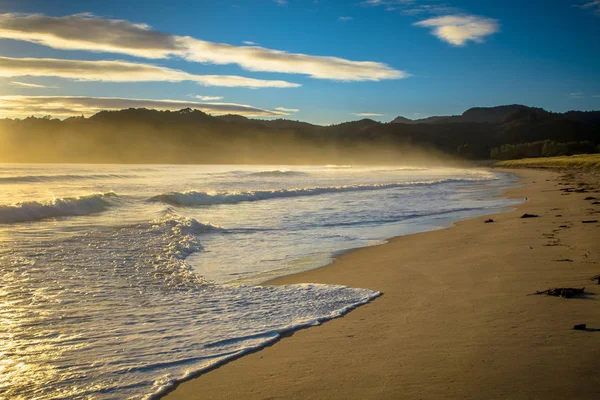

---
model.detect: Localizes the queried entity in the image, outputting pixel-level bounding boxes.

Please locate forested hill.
[1,105,598,164]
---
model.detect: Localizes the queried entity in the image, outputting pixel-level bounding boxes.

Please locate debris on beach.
[591,275,600,284]
[534,287,585,298]
[484,219,494,223]
[581,220,598,224]
[585,197,597,200]
[521,213,539,218]
[573,324,587,330]
[555,259,573,262]
[560,188,588,193]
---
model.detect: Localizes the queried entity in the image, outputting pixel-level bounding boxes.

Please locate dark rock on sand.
[573,324,587,330]
[521,214,539,218]
[584,197,597,200]
[534,287,585,298]
[484,219,494,223]
[581,220,598,224]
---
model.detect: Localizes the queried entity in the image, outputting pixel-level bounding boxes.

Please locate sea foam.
[148,177,495,206]
[0,192,117,223]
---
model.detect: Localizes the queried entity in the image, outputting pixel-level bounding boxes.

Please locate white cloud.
[0,96,290,119]
[353,112,384,117]
[10,80,57,88]
[0,13,407,82]
[576,1,600,15]
[414,14,500,46]
[181,38,407,81]
[195,95,224,101]
[243,41,257,45]
[275,0,288,5]
[339,16,353,21]
[570,92,585,98]
[275,107,299,112]
[0,56,300,88]
[593,94,600,98]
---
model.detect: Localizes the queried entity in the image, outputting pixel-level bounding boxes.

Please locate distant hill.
[0,105,598,164]
[391,105,600,126]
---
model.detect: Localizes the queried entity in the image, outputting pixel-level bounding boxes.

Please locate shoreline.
[165,167,600,400]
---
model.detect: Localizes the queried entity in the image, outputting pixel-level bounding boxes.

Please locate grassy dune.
[495,154,600,169]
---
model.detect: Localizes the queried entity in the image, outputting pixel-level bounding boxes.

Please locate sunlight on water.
[0,164,519,399]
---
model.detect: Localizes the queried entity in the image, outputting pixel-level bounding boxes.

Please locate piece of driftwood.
[534,287,585,298]
[581,220,598,224]
[521,213,539,218]
[584,197,597,200]
[573,324,587,330]
[484,219,494,223]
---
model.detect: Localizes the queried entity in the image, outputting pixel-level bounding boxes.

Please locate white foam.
[0,192,117,223]
[149,176,496,206]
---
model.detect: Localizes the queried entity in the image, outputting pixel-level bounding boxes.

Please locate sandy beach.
[165,167,600,400]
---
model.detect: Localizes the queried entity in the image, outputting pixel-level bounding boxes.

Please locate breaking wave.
[148,177,496,207]
[0,192,118,223]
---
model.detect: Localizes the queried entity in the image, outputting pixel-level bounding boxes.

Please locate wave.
[132,215,222,287]
[148,284,380,399]
[0,174,131,184]
[151,214,223,260]
[248,170,307,178]
[148,177,496,207]
[0,192,117,223]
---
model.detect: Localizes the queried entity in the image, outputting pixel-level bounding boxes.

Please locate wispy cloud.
[10,80,57,88]
[243,41,257,45]
[275,106,299,112]
[194,95,224,101]
[361,0,457,15]
[414,15,500,46]
[0,56,300,88]
[0,13,407,82]
[0,96,290,118]
[570,92,585,98]
[353,112,384,117]
[593,94,600,98]
[274,0,288,5]
[574,1,600,15]
[339,16,353,21]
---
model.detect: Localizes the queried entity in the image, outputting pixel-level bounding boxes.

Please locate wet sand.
[165,168,600,400]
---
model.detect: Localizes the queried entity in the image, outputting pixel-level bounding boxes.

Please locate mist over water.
[0,164,519,399]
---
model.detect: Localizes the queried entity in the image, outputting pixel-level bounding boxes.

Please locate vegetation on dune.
[490,140,599,160]
[495,154,600,169]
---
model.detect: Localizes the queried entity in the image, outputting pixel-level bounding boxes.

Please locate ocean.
[0,164,520,399]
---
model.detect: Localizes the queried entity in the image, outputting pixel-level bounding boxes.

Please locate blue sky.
[0,0,599,124]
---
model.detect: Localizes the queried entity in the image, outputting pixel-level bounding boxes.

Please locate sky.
[0,0,599,124]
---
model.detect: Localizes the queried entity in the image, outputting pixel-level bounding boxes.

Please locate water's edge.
[156,170,523,398]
